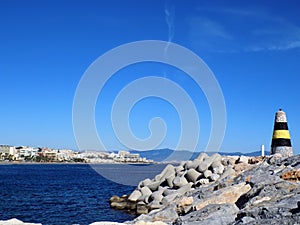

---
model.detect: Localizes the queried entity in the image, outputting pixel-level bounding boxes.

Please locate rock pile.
[110,153,252,215]
[110,153,300,225]
[128,154,300,225]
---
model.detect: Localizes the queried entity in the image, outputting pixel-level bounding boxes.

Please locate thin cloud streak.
[188,6,300,53]
[164,0,175,54]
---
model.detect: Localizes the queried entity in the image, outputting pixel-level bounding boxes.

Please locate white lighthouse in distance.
[261,144,265,157]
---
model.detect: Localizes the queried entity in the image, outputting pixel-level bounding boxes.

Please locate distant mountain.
[126,149,269,162]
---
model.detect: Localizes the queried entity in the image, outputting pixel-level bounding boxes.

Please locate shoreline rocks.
[110,154,300,225]
[110,154,257,215]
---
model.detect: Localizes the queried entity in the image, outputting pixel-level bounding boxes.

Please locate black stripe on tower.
[271,138,292,147]
[274,122,289,130]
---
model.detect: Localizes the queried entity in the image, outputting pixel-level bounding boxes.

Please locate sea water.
[0,164,165,225]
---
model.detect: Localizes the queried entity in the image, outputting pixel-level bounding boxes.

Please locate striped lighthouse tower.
[271,109,293,157]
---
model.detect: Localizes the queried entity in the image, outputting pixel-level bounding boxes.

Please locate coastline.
[2,154,300,224]
[0,161,159,165]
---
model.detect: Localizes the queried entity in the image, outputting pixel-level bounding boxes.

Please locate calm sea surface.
[0,164,166,225]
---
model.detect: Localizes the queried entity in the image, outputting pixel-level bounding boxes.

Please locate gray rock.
[141,178,152,187]
[160,164,175,180]
[213,163,225,174]
[111,155,300,225]
[186,169,201,183]
[110,195,136,210]
[179,161,186,167]
[165,174,175,188]
[148,200,162,210]
[136,201,148,215]
[147,180,162,191]
[163,188,177,196]
[211,159,221,168]
[210,173,220,181]
[148,204,178,222]
[222,157,236,166]
[191,159,202,169]
[175,165,185,174]
[177,183,193,196]
[196,152,208,162]
[128,190,142,202]
[240,216,256,223]
[198,153,222,172]
[162,193,178,204]
[181,204,239,225]
[185,160,193,170]
[158,186,167,192]
[149,190,164,202]
[173,176,188,188]
[238,156,248,164]
[138,187,152,203]
[219,167,235,180]
[140,186,152,197]
[154,174,162,182]
[177,171,186,177]
[203,170,213,178]
[198,178,210,185]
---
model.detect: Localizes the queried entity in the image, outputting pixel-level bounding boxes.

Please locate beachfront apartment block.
[0,145,17,160]
[19,147,39,158]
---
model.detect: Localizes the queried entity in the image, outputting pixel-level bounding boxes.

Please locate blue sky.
[1,0,300,154]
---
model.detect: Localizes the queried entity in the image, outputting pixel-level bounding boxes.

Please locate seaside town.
[0,145,154,163]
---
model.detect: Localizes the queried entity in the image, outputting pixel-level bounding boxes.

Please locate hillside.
[128,149,269,162]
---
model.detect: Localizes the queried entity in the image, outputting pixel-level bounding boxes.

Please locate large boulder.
[211,160,225,174]
[175,165,184,174]
[194,182,251,211]
[180,204,239,225]
[148,200,162,210]
[128,190,142,202]
[147,180,162,192]
[186,168,202,183]
[237,156,249,164]
[173,176,188,188]
[110,195,136,210]
[164,174,175,188]
[138,186,152,202]
[147,205,178,222]
[137,201,149,215]
[196,152,208,162]
[210,173,220,181]
[149,190,164,202]
[198,154,221,172]
[203,170,212,178]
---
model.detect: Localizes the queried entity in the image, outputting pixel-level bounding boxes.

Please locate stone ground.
[111,154,300,225]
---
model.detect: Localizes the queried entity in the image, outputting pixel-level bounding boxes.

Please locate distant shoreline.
[0,161,162,165]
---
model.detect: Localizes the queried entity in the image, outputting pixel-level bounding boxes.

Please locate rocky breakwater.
[110,153,300,224]
[110,153,253,215]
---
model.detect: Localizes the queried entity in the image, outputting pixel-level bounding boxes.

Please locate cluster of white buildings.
[0,145,75,162]
[74,150,153,163]
[0,145,153,163]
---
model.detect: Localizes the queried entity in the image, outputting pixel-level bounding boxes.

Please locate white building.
[19,147,38,158]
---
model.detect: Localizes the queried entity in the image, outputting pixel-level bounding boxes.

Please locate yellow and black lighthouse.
[271,109,293,157]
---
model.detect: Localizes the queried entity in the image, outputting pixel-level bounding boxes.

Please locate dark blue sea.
[0,164,166,225]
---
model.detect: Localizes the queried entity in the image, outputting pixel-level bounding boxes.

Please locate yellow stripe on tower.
[273,130,290,139]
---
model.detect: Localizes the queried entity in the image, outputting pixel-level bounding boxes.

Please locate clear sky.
[1,0,300,154]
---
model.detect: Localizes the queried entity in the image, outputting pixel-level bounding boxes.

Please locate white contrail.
[164,0,175,55]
